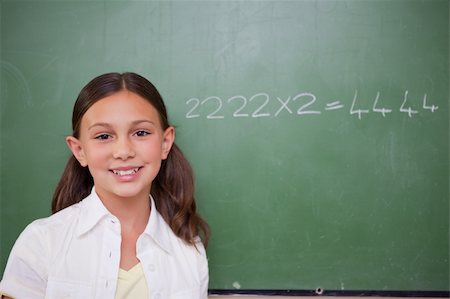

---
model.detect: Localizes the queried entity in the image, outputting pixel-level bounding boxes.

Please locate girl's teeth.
[113,168,139,176]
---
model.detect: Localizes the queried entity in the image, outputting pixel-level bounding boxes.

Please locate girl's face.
[66,90,174,202]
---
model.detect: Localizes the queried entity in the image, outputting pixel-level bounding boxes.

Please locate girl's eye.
[95,134,111,140]
[135,130,150,137]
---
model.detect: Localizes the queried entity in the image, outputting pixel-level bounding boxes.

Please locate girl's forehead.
[82,91,161,125]
[91,91,156,113]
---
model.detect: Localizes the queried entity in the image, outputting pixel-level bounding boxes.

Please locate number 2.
[185,98,200,119]
[294,93,321,115]
[202,96,225,119]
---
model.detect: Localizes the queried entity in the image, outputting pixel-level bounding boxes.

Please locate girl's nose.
[113,137,136,160]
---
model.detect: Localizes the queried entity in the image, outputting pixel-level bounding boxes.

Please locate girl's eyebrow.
[88,120,156,131]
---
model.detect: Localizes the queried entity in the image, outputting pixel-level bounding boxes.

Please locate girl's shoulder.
[21,201,83,240]
[149,199,207,256]
[162,220,207,261]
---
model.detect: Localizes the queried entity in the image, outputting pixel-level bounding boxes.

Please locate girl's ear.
[161,127,175,160]
[66,136,88,167]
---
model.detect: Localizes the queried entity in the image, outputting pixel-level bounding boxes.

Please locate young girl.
[0,72,209,299]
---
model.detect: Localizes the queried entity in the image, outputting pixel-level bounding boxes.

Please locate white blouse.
[0,188,208,299]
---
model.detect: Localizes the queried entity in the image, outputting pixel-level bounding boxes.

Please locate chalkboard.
[1,0,449,294]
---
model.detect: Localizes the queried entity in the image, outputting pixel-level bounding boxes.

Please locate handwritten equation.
[185,90,439,120]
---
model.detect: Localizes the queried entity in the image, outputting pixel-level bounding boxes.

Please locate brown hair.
[52,72,209,246]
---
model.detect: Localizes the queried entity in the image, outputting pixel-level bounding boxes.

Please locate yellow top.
[115,263,149,299]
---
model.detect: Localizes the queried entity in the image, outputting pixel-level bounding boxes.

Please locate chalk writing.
[185,90,439,120]
[400,90,418,118]
[295,93,322,115]
[423,94,439,112]
[350,90,370,120]
[325,101,344,111]
[372,92,392,117]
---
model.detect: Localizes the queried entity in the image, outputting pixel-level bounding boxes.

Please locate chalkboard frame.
[209,289,450,297]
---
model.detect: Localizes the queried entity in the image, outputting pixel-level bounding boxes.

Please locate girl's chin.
[113,188,149,199]
[97,186,151,201]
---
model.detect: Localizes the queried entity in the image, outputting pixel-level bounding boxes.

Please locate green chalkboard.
[1,0,448,293]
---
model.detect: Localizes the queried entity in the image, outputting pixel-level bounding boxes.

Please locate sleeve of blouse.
[198,242,209,299]
[0,221,48,299]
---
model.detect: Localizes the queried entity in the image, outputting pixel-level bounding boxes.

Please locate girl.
[0,72,209,299]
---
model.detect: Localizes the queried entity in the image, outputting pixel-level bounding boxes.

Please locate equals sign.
[325,101,344,111]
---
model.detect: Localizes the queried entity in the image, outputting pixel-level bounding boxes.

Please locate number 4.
[350,90,369,120]
[400,90,418,118]
[422,94,439,112]
[372,91,392,117]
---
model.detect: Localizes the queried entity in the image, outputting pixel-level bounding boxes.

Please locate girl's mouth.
[110,167,141,176]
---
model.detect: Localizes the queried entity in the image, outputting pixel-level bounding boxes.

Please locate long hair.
[52,72,209,246]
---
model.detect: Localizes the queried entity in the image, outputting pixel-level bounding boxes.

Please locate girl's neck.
[97,191,151,271]
[98,191,151,230]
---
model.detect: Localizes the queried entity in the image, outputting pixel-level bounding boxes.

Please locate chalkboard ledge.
[208,290,450,297]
